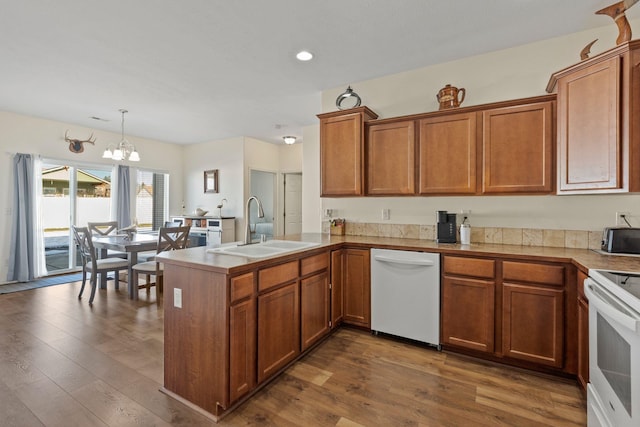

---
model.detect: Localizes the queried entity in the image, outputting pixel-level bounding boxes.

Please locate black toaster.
[601,227,640,254]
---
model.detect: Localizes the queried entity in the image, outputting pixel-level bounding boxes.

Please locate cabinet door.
[343,249,371,327]
[229,297,256,403]
[418,112,477,194]
[367,120,415,195]
[319,108,377,196]
[557,56,621,191]
[502,283,564,367]
[330,250,344,328]
[301,271,330,350]
[577,270,589,391]
[441,276,495,353]
[257,282,300,382]
[578,295,589,391]
[482,101,554,194]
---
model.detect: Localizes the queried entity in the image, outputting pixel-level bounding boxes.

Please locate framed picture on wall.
[204,169,219,193]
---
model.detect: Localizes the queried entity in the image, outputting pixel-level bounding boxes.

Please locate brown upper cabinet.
[319,96,555,197]
[419,112,478,195]
[318,107,378,197]
[547,40,640,194]
[367,120,416,195]
[482,101,554,194]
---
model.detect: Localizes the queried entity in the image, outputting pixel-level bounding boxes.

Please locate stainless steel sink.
[207,240,320,258]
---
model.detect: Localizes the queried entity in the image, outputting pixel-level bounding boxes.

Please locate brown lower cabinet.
[442,255,574,373]
[300,252,331,350]
[577,269,589,391]
[330,250,344,327]
[442,276,495,353]
[342,248,371,327]
[229,272,256,403]
[163,249,340,421]
[257,282,300,382]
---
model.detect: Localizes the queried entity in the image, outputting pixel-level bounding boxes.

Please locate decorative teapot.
[437,84,466,110]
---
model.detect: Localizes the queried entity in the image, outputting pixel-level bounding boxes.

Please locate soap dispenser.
[460,217,471,245]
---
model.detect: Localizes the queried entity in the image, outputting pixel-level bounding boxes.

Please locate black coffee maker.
[436,210,457,243]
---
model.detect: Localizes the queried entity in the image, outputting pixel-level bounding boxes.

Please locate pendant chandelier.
[102,109,140,162]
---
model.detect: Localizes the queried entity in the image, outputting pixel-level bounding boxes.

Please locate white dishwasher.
[371,248,441,348]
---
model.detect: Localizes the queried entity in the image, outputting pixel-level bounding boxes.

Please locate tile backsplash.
[323,221,603,250]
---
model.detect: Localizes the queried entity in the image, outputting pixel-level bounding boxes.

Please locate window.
[136,169,169,231]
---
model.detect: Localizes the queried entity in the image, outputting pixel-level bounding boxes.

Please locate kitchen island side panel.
[164,264,230,415]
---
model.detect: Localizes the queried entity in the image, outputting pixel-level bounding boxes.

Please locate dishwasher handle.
[373,255,436,267]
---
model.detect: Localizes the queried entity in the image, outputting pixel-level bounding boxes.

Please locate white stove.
[585,269,640,427]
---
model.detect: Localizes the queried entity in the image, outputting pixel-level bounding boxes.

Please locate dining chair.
[87,221,127,259]
[132,225,191,298]
[72,225,130,304]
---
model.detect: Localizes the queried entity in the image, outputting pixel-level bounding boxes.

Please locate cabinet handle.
[373,255,435,267]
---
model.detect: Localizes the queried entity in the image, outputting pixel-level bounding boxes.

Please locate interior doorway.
[249,169,276,239]
[283,173,302,235]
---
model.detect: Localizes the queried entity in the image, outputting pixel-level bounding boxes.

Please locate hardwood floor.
[0,282,587,426]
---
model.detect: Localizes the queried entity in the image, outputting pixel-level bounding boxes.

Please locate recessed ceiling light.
[296,51,313,61]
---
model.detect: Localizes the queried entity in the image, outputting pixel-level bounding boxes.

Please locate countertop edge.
[157,234,640,275]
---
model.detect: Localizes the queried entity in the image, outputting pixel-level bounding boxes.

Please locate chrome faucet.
[242,196,265,245]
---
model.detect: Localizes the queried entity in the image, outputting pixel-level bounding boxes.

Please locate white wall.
[302,124,321,232]
[303,21,640,232]
[182,137,245,234]
[0,110,183,282]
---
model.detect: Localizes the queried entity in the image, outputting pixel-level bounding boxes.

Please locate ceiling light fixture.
[295,50,313,61]
[102,109,140,162]
[283,136,296,145]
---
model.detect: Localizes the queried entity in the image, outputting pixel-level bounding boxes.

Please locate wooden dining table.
[92,233,158,299]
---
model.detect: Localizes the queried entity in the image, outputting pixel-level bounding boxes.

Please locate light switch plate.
[174,288,182,308]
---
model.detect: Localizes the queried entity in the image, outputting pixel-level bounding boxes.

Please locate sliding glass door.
[41,161,113,273]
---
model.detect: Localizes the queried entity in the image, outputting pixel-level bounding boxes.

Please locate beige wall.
[303,20,640,232]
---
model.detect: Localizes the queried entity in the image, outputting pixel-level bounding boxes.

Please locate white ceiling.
[0,0,626,145]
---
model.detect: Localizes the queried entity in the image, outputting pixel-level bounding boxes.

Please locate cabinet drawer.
[231,272,255,303]
[301,252,329,276]
[503,261,564,287]
[443,256,495,279]
[259,261,298,292]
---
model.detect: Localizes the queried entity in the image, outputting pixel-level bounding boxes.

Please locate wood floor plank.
[0,282,587,426]
[0,379,45,427]
[13,376,107,427]
[70,379,171,427]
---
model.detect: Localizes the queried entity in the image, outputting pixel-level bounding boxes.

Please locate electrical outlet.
[616,211,631,226]
[324,208,333,218]
[174,288,182,308]
[382,209,390,221]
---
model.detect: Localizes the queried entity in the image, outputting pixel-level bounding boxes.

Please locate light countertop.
[157,233,640,275]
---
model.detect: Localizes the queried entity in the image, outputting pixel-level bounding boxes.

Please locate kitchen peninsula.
[156,234,640,421]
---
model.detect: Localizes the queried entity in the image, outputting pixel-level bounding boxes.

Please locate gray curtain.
[116,165,131,228]
[7,154,35,282]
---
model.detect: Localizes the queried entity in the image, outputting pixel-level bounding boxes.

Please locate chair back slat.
[87,221,119,237]
[157,225,191,254]
[72,226,97,269]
